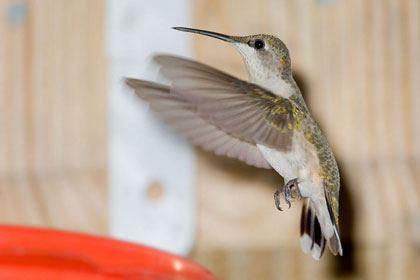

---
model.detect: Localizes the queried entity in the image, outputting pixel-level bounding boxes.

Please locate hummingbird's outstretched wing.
[153,55,306,149]
[126,55,307,168]
[126,79,272,168]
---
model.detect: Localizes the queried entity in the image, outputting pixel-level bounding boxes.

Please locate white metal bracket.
[106,0,195,255]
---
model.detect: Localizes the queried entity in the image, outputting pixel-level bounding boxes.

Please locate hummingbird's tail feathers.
[125,78,272,169]
[327,227,342,256]
[325,195,343,256]
[300,199,326,260]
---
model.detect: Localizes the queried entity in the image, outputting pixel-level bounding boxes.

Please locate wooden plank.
[0,0,107,236]
[0,171,107,235]
[0,0,106,176]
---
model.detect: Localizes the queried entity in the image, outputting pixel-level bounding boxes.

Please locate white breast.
[257,132,322,198]
[257,143,305,182]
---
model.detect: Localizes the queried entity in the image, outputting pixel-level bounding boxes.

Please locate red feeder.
[0,226,219,280]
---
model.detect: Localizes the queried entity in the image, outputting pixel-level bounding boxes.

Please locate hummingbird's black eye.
[254,40,265,50]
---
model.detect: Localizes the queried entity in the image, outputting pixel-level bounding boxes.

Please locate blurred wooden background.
[1,0,420,279]
[0,0,107,233]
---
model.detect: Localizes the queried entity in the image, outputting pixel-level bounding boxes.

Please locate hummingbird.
[126,27,343,259]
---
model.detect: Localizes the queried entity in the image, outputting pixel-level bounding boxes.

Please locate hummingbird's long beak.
[173,27,235,43]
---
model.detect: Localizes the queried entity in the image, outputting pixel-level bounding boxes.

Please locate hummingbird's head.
[173,27,292,83]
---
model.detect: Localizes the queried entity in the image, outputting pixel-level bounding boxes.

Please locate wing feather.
[126,79,272,169]
[126,55,308,168]
[154,55,306,151]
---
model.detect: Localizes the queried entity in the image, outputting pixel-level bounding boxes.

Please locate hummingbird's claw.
[274,178,301,211]
[274,189,285,211]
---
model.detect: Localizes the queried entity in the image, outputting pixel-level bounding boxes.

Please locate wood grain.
[0,0,107,235]
[0,0,106,177]
[0,171,107,235]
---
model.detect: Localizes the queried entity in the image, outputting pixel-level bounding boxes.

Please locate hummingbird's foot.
[274,178,302,211]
